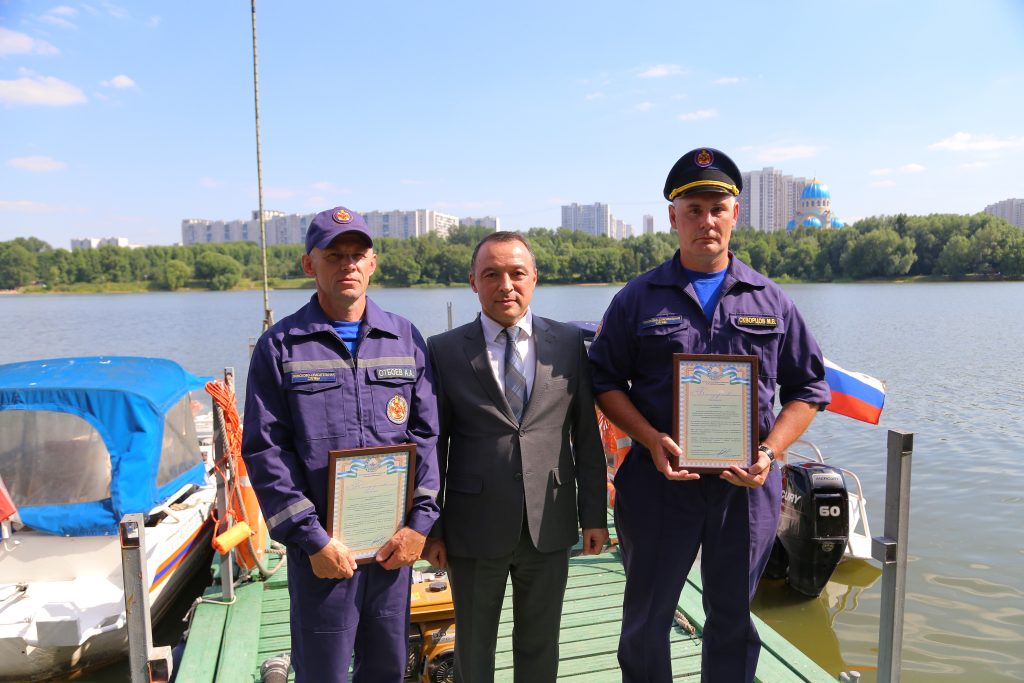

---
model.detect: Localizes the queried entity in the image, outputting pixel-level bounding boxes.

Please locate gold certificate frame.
[672,354,759,473]
[326,444,416,564]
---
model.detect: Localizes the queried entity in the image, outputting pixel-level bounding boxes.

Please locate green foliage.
[161,260,192,290]
[2,212,1021,292]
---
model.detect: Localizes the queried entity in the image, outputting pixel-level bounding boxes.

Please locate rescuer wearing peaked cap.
[589,149,831,682]
[662,146,743,201]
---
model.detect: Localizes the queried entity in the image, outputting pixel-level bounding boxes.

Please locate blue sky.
[1,0,1023,248]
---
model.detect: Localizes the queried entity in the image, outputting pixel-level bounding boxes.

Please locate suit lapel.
[464,317,519,425]
[522,316,556,424]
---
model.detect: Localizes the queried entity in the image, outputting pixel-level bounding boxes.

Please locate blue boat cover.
[0,357,212,536]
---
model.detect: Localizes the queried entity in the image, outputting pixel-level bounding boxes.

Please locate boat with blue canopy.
[0,356,218,682]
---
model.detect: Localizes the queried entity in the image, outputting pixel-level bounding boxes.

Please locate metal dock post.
[871,429,914,683]
[120,513,172,682]
[214,367,236,601]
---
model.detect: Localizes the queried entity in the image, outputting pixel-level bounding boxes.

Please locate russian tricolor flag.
[823,358,886,425]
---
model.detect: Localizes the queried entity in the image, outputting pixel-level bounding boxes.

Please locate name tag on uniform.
[734,315,778,328]
[640,314,683,329]
[291,370,337,383]
[375,367,416,380]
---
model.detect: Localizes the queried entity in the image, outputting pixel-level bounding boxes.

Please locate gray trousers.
[447,523,571,683]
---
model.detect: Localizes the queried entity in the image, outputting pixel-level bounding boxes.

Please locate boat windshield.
[158,392,204,486]
[0,409,112,507]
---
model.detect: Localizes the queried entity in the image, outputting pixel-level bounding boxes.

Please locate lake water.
[2,281,1023,682]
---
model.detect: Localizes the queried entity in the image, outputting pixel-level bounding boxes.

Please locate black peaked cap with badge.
[663,147,743,201]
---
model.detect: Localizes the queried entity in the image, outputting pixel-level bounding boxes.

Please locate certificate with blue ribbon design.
[327,444,416,563]
[673,354,758,472]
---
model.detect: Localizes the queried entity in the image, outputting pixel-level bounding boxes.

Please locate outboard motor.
[765,462,849,597]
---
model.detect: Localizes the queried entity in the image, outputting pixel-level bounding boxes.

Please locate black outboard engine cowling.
[769,462,849,597]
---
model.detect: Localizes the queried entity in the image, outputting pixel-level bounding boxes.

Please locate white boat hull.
[0,485,215,682]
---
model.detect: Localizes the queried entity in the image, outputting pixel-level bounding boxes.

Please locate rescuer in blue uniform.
[588,148,831,683]
[242,206,440,682]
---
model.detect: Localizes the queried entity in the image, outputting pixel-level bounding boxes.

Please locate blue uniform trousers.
[287,547,411,683]
[614,449,781,683]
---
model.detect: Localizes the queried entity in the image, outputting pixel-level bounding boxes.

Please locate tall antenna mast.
[251,0,273,332]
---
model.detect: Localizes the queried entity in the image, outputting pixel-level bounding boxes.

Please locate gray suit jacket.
[427,315,607,559]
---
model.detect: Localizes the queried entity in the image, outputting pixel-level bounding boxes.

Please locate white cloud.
[40,5,79,29]
[148,16,162,28]
[8,156,67,172]
[200,177,220,189]
[900,163,925,173]
[634,101,654,112]
[928,132,1024,151]
[102,2,129,19]
[584,91,604,101]
[0,27,60,56]
[101,74,136,89]
[714,76,740,85]
[0,199,55,212]
[871,180,897,188]
[870,168,893,176]
[638,64,684,78]
[678,109,718,122]
[755,145,819,162]
[0,72,87,106]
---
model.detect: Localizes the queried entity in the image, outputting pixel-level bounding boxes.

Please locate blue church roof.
[801,179,831,199]
[786,219,797,231]
[803,216,823,228]
[830,216,845,228]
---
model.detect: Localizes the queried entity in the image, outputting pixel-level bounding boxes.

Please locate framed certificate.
[326,444,416,564]
[672,354,759,473]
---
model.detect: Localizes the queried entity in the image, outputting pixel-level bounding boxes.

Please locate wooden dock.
[178,536,835,681]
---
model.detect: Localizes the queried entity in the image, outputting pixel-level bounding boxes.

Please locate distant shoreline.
[4,273,1017,296]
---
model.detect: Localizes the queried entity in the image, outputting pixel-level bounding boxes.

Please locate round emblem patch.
[695,149,714,167]
[386,394,409,424]
[332,209,352,224]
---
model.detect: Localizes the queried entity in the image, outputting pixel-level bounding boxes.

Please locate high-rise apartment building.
[561,202,618,238]
[362,209,458,240]
[460,216,502,231]
[739,168,812,231]
[642,214,655,235]
[984,198,1024,228]
[181,208,457,246]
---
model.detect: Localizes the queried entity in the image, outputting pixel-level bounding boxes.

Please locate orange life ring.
[596,406,631,508]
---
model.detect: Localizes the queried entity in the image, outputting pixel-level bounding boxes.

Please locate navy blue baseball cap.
[663,148,743,201]
[304,206,373,253]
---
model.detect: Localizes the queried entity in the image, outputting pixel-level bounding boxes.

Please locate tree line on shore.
[1,212,1021,292]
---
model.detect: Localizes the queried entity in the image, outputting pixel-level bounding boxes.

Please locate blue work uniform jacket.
[242,294,440,557]
[588,251,830,439]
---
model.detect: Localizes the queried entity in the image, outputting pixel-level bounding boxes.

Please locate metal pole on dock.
[120,513,172,682]
[871,429,914,683]
[213,367,236,601]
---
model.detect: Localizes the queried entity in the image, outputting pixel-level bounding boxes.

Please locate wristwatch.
[758,444,776,463]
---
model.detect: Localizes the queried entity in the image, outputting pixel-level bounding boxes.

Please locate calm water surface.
[2,282,1022,682]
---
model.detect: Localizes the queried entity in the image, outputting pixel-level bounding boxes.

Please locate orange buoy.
[213,521,253,555]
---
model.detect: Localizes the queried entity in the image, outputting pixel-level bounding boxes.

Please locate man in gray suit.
[422,231,609,683]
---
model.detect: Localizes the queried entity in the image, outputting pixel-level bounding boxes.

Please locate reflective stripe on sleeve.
[266,498,315,530]
[413,487,439,499]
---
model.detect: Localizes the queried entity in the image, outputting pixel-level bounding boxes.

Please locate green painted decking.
[177,541,836,682]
